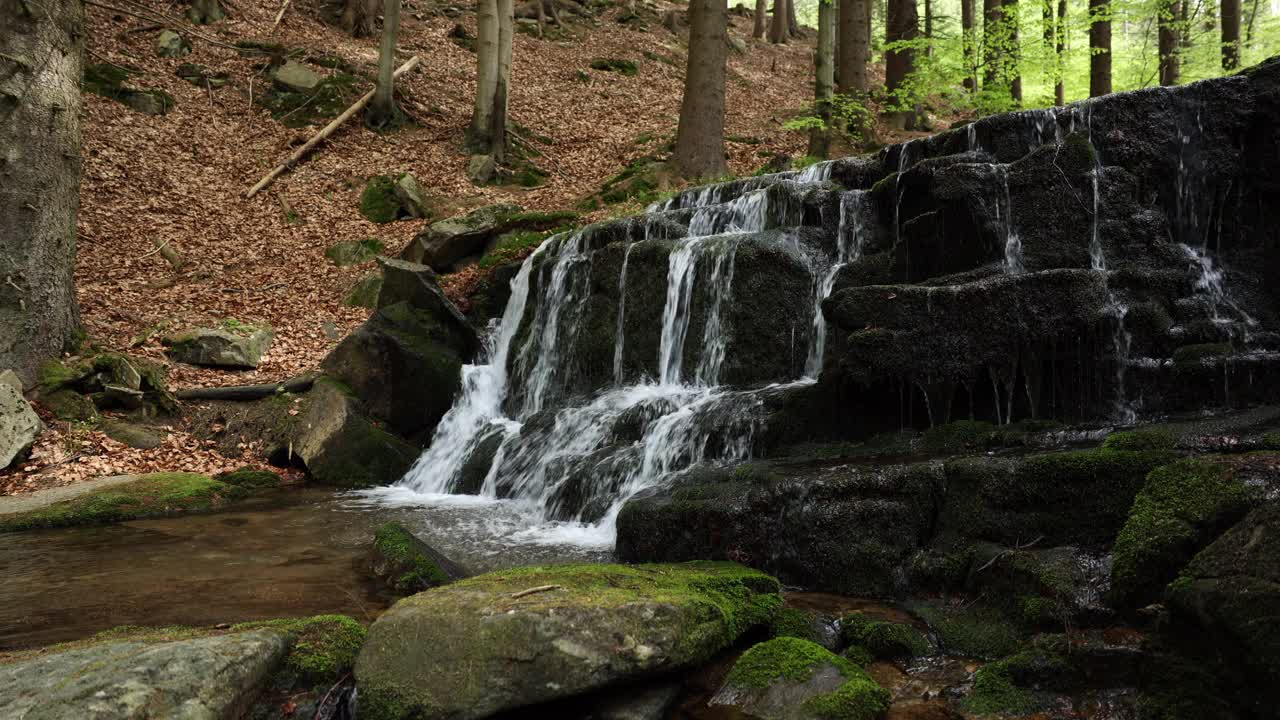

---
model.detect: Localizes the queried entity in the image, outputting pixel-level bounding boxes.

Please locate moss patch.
[233,615,365,683]
[726,637,891,720]
[372,522,451,593]
[360,177,401,223]
[839,614,929,660]
[214,467,284,488]
[910,601,1023,660]
[1103,427,1181,452]
[769,607,821,642]
[326,238,383,265]
[589,58,639,76]
[963,662,1038,715]
[0,473,250,532]
[257,72,363,128]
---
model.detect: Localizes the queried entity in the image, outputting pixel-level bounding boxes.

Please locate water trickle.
[1181,243,1257,330]
[796,160,835,183]
[966,123,978,152]
[696,241,739,386]
[657,239,701,386]
[612,242,636,384]
[804,190,867,378]
[993,165,1024,274]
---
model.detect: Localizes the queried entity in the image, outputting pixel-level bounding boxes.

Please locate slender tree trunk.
[962,0,976,90]
[925,0,934,56]
[469,0,500,154]
[885,0,918,129]
[788,0,800,35]
[754,0,768,37]
[675,0,729,179]
[1244,0,1259,42]
[770,0,790,42]
[810,0,836,158]
[1089,0,1111,96]
[983,0,1003,86]
[1043,0,1055,92]
[838,0,871,91]
[342,0,379,36]
[537,0,546,37]
[1221,0,1240,69]
[369,0,402,125]
[547,0,562,25]
[1007,0,1021,102]
[1055,0,1066,103]
[493,0,513,163]
[0,0,84,386]
[1160,0,1182,84]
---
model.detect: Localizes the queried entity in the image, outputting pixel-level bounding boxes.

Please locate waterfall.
[612,243,635,384]
[992,165,1024,274]
[804,190,866,378]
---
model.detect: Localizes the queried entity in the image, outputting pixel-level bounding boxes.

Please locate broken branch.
[510,584,561,599]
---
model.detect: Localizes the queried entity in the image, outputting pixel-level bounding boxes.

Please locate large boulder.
[163,323,274,369]
[0,381,42,471]
[354,562,782,720]
[0,630,288,719]
[292,380,419,488]
[400,204,576,271]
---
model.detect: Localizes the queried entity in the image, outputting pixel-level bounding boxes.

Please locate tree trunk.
[1055,0,1066,103]
[1042,0,1054,92]
[493,0,513,163]
[674,0,729,179]
[342,0,379,36]
[469,0,500,154]
[962,0,976,90]
[1007,0,1021,103]
[0,0,83,386]
[188,0,225,24]
[924,0,933,56]
[1159,0,1181,84]
[788,0,799,35]
[983,0,1002,86]
[754,0,767,37]
[770,0,790,42]
[369,0,402,126]
[537,0,546,37]
[1089,0,1111,96]
[885,0,918,129]
[1244,0,1259,42]
[838,0,870,91]
[1221,0,1240,69]
[810,0,835,158]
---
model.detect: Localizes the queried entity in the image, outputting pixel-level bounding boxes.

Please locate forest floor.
[4,0,926,494]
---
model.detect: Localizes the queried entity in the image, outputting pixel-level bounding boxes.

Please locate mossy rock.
[326,238,384,266]
[360,176,401,223]
[589,58,639,76]
[257,72,363,128]
[41,389,98,422]
[909,600,1024,660]
[0,473,251,531]
[355,562,781,720]
[839,613,929,661]
[369,522,467,595]
[715,637,891,720]
[1103,426,1182,452]
[214,467,284,488]
[963,662,1041,715]
[344,272,384,308]
[1110,455,1267,609]
[232,615,366,684]
[770,607,825,643]
[100,418,163,449]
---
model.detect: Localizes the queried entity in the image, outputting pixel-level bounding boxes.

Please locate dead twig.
[312,672,351,720]
[270,0,291,33]
[510,584,561,599]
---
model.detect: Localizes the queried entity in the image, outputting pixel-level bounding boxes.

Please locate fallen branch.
[245,55,421,198]
[312,672,351,720]
[269,0,291,33]
[82,0,241,50]
[510,584,561,599]
[175,374,317,401]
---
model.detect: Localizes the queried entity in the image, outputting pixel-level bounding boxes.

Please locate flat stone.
[271,59,321,93]
[0,630,289,719]
[0,475,139,517]
[0,383,43,471]
[466,153,496,184]
[163,324,274,369]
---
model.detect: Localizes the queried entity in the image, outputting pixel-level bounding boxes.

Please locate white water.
[804,191,866,378]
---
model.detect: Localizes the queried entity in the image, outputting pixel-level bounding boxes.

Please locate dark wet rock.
[400,204,576,271]
[454,428,504,494]
[368,521,468,595]
[292,380,419,488]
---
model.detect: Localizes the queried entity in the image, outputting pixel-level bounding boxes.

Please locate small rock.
[42,389,99,422]
[726,33,747,54]
[175,63,230,88]
[394,173,429,218]
[155,29,192,57]
[0,383,43,471]
[368,521,468,595]
[163,322,274,369]
[325,238,383,266]
[100,418,163,449]
[375,257,474,349]
[322,321,343,340]
[271,59,321,93]
[214,467,284,488]
[466,153,497,184]
[710,637,891,720]
[124,90,171,115]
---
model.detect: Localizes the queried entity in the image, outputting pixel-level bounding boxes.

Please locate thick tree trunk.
[342,0,379,36]
[0,0,83,386]
[674,0,729,179]
[1089,0,1111,96]
[1007,0,1021,103]
[983,0,1002,86]
[469,0,501,158]
[962,0,976,90]
[885,0,918,130]
[787,0,799,35]
[1221,0,1240,69]
[1159,0,1181,84]
[369,0,402,125]
[188,0,225,24]
[1055,0,1066,103]
[810,0,835,158]
[754,0,768,37]
[770,0,790,42]
[838,0,870,91]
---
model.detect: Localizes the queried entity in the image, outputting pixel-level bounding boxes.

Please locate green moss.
[727,638,891,720]
[326,238,383,266]
[1103,427,1180,452]
[911,601,1023,659]
[1110,456,1259,608]
[214,467,283,488]
[41,389,98,421]
[770,607,820,641]
[257,72,363,128]
[0,473,249,532]
[963,663,1037,715]
[374,522,450,592]
[232,615,365,682]
[923,420,1000,452]
[345,273,384,308]
[802,674,892,720]
[360,176,400,223]
[843,616,929,660]
[1173,343,1231,366]
[840,644,875,666]
[39,358,90,391]
[589,57,639,76]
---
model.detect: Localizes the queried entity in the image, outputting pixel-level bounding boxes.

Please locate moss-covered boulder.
[163,321,274,369]
[368,522,468,595]
[909,600,1024,660]
[354,562,781,720]
[292,380,419,488]
[710,637,891,720]
[399,204,576,272]
[1111,454,1273,609]
[325,238,383,266]
[839,613,930,661]
[0,472,250,531]
[359,174,429,224]
[40,388,98,422]
[231,615,366,684]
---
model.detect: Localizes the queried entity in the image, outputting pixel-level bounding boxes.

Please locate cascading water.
[804,191,866,378]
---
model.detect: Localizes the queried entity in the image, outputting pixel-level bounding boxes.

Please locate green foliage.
[232,615,366,682]
[589,58,639,76]
[0,473,249,532]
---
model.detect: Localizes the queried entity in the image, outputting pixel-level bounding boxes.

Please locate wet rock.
[709,637,891,720]
[401,203,521,269]
[354,562,781,720]
[163,322,274,369]
[154,29,191,57]
[368,521,468,595]
[374,257,477,354]
[454,428,504,494]
[0,382,43,471]
[0,630,289,719]
[292,380,419,488]
[271,59,321,93]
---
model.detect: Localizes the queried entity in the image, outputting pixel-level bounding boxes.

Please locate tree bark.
[342,0,379,36]
[1221,0,1240,69]
[770,0,790,42]
[188,0,225,24]
[885,0,918,129]
[754,0,767,37]
[1055,0,1066,103]
[468,0,511,161]
[838,0,870,91]
[1089,0,1111,96]
[674,0,729,179]
[1007,0,1021,103]
[1042,0,1055,92]
[983,0,1003,86]
[369,0,401,125]
[0,0,84,386]
[962,0,976,90]
[1159,0,1181,84]
[810,0,835,158]
[787,0,799,35]
[924,0,933,56]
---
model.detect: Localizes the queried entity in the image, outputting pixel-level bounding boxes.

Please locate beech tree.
[885,0,918,129]
[1159,0,1181,85]
[1007,0,1021,103]
[1089,0,1111,96]
[983,0,1002,86]
[754,0,768,38]
[468,0,515,164]
[369,0,402,127]
[962,0,976,90]
[343,0,379,36]
[1054,0,1066,103]
[1,0,83,385]
[809,0,836,158]
[837,0,870,92]
[1222,0,1241,70]
[770,0,790,43]
[674,0,728,179]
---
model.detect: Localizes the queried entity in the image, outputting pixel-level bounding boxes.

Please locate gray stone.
[100,418,164,449]
[0,382,43,471]
[1,369,23,392]
[96,384,146,411]
[124,90,170,115]
[271,60,321,93]
[466,153,496,184]
[394,173,429,218]
[163,324,274,369]
[0,630,288,719]
[155,29,191,57]
[293,380,419,488]
[401,202,521,270]
[343,273,383,308]
[374,257,475,351]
